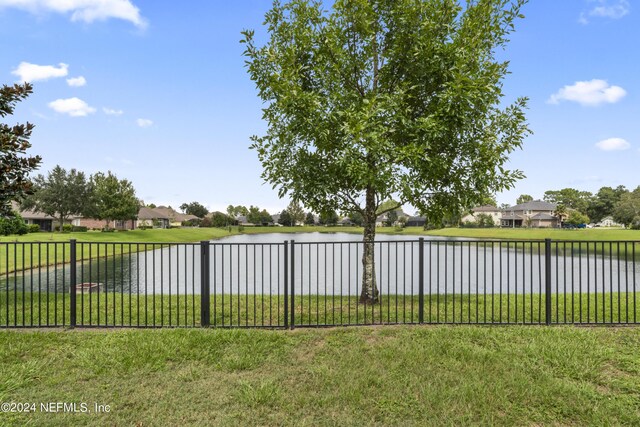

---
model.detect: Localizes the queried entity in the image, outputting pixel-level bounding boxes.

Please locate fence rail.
[0,238,638,328]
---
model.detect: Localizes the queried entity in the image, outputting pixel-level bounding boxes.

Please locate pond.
[1,232,639,297]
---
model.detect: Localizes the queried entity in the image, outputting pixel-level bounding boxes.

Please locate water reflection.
[1,234,639,297]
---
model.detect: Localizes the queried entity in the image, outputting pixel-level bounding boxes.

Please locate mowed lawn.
[0,326,639,426]
[420,226,640,241]
[0,228,239,274]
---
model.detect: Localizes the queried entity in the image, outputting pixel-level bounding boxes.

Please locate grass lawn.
[0,326,638,426]
[419,226,640,241]
[0,228,239,274]
[0,227,238,244]
[2,291,638,327]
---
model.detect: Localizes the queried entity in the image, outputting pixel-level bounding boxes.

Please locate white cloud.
[66,76,86,87]
[136,118,153,128]
[547,79,626,106]
[48,97,96,117]
[11,61,68,83]
[0,0,147,28]
[580,0,630,24]
[595,137,630,151]
[103,107,123,116]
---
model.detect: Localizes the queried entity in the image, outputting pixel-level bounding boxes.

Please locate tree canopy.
[243,0,530,302]
[21,165,90,230]
[0,82,41,216]
[180,201,209,218]
[516,194,533,205]
[543,188,592,214]
[88,171,139,228]
[613,187,640,228]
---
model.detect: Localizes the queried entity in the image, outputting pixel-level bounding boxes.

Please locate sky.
[1,0,638,215]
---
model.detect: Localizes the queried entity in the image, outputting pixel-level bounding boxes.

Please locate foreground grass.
[2,291,638,327]
[0,326,639,426]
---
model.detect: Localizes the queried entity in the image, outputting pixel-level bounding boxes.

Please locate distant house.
[152,206,199,227]
[597,216,622,227]
[405,216,426,227]
[461,205,502,226]
[11,202,56,231]
[136,207,170,229]
[236,216,255,226]
[73,217,136,230]
[376,209,410,227]
[339,217,354,226]
[501,200,558,228]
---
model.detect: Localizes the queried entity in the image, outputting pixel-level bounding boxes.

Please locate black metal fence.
[0,238,638,328]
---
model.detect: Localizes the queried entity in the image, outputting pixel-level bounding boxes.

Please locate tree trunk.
[59,216,64,232]
[359,188,379,304]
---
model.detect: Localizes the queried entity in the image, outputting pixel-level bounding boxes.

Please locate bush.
[27,224,41,233]
[101,227,116,232]
[71,226,88,232]
[138,225,152,230]
[0,212,28,236]
[61,224,73,233]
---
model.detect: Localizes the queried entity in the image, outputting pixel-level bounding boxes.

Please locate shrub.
[0,212,28,236]
[27,224,41,233]
[61,224,73,233]
[71,226,88,232]
[476,213,495,228]
[101,227,116,232]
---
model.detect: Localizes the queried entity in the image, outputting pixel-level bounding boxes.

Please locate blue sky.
[1,0,638,214]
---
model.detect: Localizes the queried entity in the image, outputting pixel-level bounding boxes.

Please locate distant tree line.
[21,165,139,230]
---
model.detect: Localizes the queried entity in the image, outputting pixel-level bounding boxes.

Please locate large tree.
[543,188,592,214]
[21,165,91,230]
[287,200,306,225]
[88,171,139,229]
[243,0,530,302]
[180,201,209,218]
[1,82,42,216]
[613,187,640,228]
[587,185,628,223]
[247,205,273,225]
[516,194,533,205]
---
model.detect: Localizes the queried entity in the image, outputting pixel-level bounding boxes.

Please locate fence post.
[69,239,77,327]
[200,240,210,327]
[545,238,552,326]
[418,238,424,324]
[290,240,295,330]
[284,241,289,329]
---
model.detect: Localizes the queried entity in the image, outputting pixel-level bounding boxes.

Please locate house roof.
[11,201,55,220]
[472,205,500,213]
[137,207,170,220]
[152,206,198,222]
[530,213,557,220]
[506,200,557,211]
[501,214,526,220]
[406,216,426,223]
